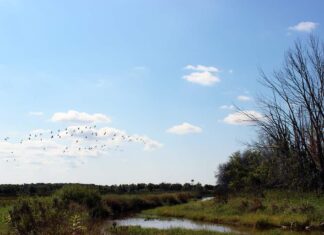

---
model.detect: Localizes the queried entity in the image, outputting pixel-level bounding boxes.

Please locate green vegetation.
[102,192,193,217]
[0,183,214,197]
[143,191,324,230]
[9,197,89,235]
[0,206,10,233]
[0,185,196,234]
[108,226,234,235]
[108,225,324,235]
[217,150,267,193]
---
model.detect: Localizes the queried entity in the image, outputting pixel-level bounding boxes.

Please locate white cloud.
[185,65,219,73]
[288,21,318,32]
[29,111,44,116]
[0,125,163,166]
[183,64,221,86]
[223,110,263,125]
[220,105,235,110]
[237,95,252,102]
[167,122,202,135]
[51,110,111,124]
[132,135,163,151]
[30,129,51,134]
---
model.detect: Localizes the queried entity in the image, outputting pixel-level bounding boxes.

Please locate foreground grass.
[0,197,21,234]
[0,190,195,234]
[142,191,324,229]
[108,226,324,235]
[0,206,11,233]
[108,226,234,235]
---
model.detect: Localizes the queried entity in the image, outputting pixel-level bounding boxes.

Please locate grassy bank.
[108,226,234,235]
[142,191,324,230]
[108,226,324,235]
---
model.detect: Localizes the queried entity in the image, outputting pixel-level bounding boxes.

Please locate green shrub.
[89,203,112,219]
[9,198,71,235]
[177,193,191,203]
[103,193,195,217]
[56,185,101,209]
[270,203,280,214]
[249,198,264,212]
[298,202,315,214]
[237,199,249,212]
[56,185,113,220]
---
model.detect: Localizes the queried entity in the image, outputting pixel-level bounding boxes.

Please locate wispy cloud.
[183,64,221,86]
[288,21,319,32]
[223,110,263,125]
[184,65,219,73]
[51,110,111,124]
[237,95,252,102]
[29,111,44,116]
[166,122,202,135]
[220,105,235,110]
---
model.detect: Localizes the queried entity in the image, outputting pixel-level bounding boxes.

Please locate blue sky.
[0,0,323,185]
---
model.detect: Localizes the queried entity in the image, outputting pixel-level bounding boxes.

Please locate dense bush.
[9,186,106,234]
[217,148,324,192]
[217,150,268,193]
[103,193,194,217]
[56,185,112,220]
[9,198,73,235]
[56,185,101,208]
[8,187,196,234]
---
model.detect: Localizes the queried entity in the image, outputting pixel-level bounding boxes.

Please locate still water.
[114,217,324,235]
[115,217,239,233]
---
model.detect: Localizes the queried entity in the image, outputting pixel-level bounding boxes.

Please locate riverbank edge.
[106,225,236,235]
[140,196,324,233]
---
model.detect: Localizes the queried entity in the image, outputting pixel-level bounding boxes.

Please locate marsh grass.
[0,206,11,233]
[142,191,324,230]
[103,192,193,217]
[108,226,324,235]
[0,186,196,234]
[108,226,235,235]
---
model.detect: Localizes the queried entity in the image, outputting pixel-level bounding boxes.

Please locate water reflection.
[201,197,214,201]
[115,218,237,233]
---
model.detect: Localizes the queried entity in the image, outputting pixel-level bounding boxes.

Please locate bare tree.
[250,36,324,189]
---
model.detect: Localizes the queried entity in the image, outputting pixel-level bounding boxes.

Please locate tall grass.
[143,190,324,230]
[107,226,320,235]
[5,185,196,234]
[108,226,235,235]
[103,192,193,217]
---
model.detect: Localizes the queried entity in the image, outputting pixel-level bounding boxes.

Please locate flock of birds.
[1,125,150,163]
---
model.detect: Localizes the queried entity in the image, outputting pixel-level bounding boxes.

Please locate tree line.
[0,182,215,197]
[217,36,324,192]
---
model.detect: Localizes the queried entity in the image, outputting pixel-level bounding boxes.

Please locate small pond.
[201,197,214,201]
[114,217,240,233]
